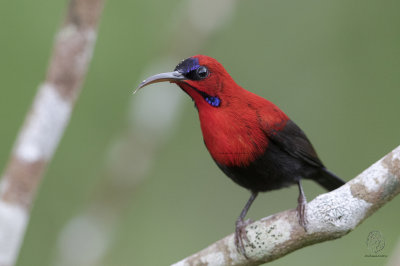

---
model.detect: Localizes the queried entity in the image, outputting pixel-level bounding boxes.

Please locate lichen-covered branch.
[0,1,104,265]
[173,145,400,266]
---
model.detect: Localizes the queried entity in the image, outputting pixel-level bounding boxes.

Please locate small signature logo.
[365,231,387,257]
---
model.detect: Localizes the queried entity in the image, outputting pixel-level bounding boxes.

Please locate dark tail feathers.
[314,168,346,191]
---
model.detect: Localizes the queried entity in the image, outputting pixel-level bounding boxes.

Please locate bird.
[135,55,345,257]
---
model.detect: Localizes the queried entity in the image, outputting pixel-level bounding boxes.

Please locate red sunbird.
[136,55,345,256]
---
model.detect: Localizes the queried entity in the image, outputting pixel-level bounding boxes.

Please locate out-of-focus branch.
[0,1,104,265]
[173,145,400,266]
[53,1,240,265]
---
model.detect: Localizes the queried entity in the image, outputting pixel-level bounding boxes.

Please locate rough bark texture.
[0,1,104,265]
[173,145,400,266]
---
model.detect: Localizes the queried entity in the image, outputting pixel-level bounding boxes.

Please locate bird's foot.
[297,180,308,230]
[235,218,254,258]
[297,200,308,230]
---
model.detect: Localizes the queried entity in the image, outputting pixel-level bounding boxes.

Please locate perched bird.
[136,55,345,256]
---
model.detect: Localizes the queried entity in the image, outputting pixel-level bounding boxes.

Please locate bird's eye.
[196,66,209,79]
[184,65,210,80]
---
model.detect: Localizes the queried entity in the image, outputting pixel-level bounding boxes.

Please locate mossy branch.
[173,145,400,266]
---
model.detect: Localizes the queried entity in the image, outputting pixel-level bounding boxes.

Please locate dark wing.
[267,120,324,168]
[265,119,345,190]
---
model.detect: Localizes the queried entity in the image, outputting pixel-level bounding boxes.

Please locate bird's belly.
[215,141,313,192]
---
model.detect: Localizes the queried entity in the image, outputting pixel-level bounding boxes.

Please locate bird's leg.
[297,179,308,229]
[235,191,258,257]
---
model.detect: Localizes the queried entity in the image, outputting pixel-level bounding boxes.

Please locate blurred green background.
[1,0,399,265]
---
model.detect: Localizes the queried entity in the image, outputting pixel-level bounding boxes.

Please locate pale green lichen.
[243,219,292,259]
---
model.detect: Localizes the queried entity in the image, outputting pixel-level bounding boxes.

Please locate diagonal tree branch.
[0,1,104,265]
[173,145,400,266]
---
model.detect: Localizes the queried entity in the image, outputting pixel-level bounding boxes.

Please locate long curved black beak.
[134,71,186,94]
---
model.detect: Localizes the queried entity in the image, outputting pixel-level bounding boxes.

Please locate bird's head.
[136,55,239,109]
